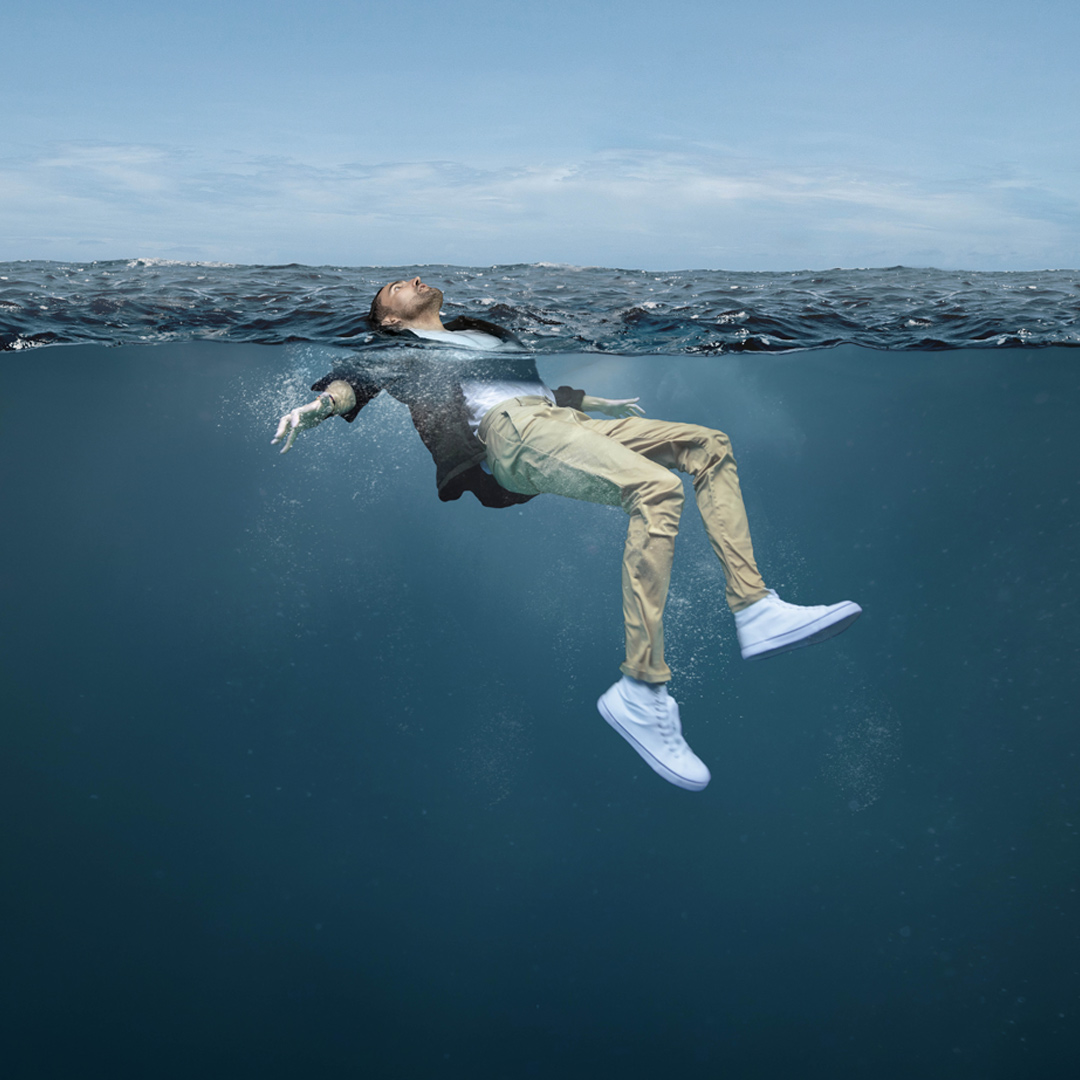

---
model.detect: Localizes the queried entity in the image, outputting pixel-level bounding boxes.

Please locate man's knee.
[627,468,684,516]
[694,426,734,463]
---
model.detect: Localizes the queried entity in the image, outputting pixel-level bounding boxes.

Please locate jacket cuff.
[311,375,363,421]
[553,385,585,411]
[322,380,358,416]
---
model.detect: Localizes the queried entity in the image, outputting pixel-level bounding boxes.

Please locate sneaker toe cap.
[677,757,711,791]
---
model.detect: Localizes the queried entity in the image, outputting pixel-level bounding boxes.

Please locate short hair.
[368,286,392,329]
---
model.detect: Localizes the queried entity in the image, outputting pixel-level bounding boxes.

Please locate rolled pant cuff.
[728,585,771,613]
[620,660,671,684]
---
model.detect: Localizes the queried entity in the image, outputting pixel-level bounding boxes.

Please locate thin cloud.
[1,142,1076,269]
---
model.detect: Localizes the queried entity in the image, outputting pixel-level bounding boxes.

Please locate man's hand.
[272,393,336,454]
[581,395,646,418]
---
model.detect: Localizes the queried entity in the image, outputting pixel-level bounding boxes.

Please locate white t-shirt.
[410,328,506,352]
[409,327,554,434]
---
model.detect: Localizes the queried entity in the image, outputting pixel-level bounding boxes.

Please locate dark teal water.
[1,342,1078,1078]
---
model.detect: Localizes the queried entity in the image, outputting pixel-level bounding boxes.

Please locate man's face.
[375,277,443,327]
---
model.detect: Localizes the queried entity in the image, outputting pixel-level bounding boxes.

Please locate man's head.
[369,277,445,331]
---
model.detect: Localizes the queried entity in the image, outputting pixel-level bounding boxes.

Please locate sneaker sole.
[597,695,710,792]
[741,602,862,661]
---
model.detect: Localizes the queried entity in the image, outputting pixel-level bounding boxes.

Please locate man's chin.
[416,289,444,317]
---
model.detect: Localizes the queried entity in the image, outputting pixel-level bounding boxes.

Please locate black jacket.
[312,319,585,508]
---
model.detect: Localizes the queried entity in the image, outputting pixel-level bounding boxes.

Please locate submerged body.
[274,278,861,790]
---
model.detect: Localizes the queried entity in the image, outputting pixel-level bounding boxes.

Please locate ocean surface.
[2,259,1079,354]
[2,261,1078,1079]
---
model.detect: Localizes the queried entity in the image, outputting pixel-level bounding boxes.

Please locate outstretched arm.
[271,380,358,454]
[580,395,645,418]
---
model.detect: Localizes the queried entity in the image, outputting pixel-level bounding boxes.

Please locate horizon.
[4,257,1079,274]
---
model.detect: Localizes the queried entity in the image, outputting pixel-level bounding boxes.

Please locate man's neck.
[402,313,446,332]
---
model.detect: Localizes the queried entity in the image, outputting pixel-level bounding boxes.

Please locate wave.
[1,260,1077,355]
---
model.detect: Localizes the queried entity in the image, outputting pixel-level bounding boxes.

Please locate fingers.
[271,414,291,445]
[272,409,301,453]
[610,399,645,418]
[607,396,644,418]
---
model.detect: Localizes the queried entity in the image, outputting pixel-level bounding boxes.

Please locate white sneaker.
[735,589,861,660]
[597,677,711,792]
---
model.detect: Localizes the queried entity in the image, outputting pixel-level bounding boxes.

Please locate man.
[273,277,861,792]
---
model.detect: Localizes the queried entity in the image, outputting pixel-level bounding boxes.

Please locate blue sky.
[3,0,1078,269]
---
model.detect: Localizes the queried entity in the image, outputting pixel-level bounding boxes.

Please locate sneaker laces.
[619,680,685,750]
[657,702,688,753]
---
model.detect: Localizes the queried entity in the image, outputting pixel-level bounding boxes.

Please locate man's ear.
[380,315,403,329]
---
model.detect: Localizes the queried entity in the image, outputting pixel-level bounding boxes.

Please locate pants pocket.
[484,411,534,495]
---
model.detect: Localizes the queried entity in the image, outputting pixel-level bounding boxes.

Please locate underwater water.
[1,263,1079,1079]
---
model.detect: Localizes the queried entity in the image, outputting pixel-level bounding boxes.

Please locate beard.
[407,285,443,320]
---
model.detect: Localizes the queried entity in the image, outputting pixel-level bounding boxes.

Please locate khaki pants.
[478,397,768,683]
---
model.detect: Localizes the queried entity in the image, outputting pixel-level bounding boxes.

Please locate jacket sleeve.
[553,385,586,411]
[310,368,381,422]
[439,465,537,507]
